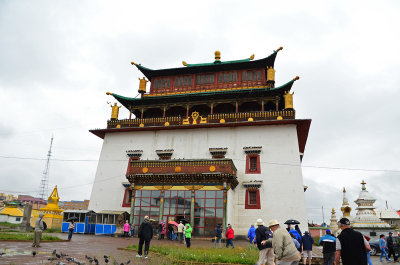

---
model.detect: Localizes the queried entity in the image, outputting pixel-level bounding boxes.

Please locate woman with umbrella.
[67,216,77,241]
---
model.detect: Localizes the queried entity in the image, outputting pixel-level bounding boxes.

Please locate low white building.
[0,202,24,224]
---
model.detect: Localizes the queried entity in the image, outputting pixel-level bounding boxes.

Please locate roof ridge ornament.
[293,76,300,81]
[276,46,283,52]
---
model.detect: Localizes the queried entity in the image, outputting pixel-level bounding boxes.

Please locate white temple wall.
[89,124,308,235]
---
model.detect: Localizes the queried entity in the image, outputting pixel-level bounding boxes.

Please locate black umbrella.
[66,216,78,222]
[181,218,189,224]
[284,219,300,225]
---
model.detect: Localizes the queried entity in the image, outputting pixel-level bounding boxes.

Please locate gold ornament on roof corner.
[110,103,121,120]
[215,50,221,61]
[249,54,255,60]
[182,61,187,66]
[284,91,294,109]
[138,77,148,94]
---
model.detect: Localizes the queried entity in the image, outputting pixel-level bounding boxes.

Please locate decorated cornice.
[126,150,143,158]
[243,146,262,154]
[209,147,228,158]
[155,149,174,159]
[242,180,263,189]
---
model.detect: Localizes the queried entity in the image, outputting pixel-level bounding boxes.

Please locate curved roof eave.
[108,78,297,110]
[133,50,279,81]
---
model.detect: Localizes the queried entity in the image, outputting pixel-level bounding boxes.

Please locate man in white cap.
[136,216,153,259]
[263,219,301,265]
[255,218,275,265]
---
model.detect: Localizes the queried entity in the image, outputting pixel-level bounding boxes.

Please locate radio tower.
[39,136,53,200]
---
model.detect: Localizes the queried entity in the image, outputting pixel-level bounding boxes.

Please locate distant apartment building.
[17,195,47,210]
[59,200,89,210]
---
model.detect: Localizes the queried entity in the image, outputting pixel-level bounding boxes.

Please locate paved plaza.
[0,233,397,264]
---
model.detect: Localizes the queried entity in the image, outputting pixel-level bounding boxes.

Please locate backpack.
[265,228,273,240]
[43,221,47,230]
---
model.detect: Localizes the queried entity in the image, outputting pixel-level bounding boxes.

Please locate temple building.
[89,48,312,237]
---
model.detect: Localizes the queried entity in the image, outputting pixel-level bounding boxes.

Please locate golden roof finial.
[249,54,255,60]
[182,61,187,66]
[277,46,283,52]
[106,92,112,95]
[361,180,367,190]
[293,76,300,81]
[131,61,137,66]
[215,50,221,61]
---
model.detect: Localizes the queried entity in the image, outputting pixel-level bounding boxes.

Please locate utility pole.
[322,205,325,225]
[39,136,53,200]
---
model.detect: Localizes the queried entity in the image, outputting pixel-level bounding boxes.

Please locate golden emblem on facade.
[142,167,149,173]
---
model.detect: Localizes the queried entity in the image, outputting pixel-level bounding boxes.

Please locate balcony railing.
[107,110,295,129]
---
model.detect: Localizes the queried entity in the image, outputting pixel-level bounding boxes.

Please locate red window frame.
[245,189,261,209]
[245,154,261,174]
[122,188,132,207]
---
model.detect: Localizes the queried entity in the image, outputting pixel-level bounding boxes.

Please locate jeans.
[388,247,398,261]
[131,229,135,237]
[323,252,335,265]
[380,248,390,261]
[138,239,150,256]
[185,237,191,248]
[366,251,373,265]
[226,238,234,248]
[214,237,221,248]
[68,229,73,240]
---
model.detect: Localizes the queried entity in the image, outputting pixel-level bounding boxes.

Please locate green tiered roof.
[132,49,281,80]
[108,78,296,110]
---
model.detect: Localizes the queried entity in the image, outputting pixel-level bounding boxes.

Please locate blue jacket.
[248,226,256,243]
[215,225,222,238]
[319,234,336,253]
[302,233,314,250]
[380,238,386,249]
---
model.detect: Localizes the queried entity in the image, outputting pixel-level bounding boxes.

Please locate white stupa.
[352,180,390,229]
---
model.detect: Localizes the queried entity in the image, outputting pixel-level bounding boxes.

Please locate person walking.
[172,223,178,241]
[301,231,314,265]
[248,224,256,245]
[363,235,373,265]
[32,213,45,247]
[160,221,166,239]
[264,219,300,265]
[379,234,391,262]
[225,224,235,248]
[136,216,153,259]
[177,221,184,243]
[387,232,398,262]
[130,223,135,237]
[68,220,75,241]
[318,229,336,265]
[214,223,222,248]
[335,218,370,265]
[123,220,130,238]
[255,219,275,265]
[184,223,192,248]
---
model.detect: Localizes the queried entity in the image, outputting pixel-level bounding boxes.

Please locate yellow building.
[31,186,63,229]
[0,201,24,224]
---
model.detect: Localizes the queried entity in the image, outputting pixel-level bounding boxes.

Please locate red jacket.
[226,228,234,239]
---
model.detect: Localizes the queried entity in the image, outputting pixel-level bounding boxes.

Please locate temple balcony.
[106,110,295,129]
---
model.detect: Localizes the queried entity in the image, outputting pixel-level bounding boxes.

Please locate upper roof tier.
[132,47,282,81]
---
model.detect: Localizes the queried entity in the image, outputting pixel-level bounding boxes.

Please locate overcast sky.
[1,0,399,224]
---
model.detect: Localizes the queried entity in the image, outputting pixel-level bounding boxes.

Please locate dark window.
[233,72,237,82]
[249,157,258,171]
[249,191,257,205]
[242,71,247,81]
[219,74,223,83]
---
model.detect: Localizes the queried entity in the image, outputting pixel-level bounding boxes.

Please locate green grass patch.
[0,232,62,241]
[0,222,20,228]
[126,244,259,264]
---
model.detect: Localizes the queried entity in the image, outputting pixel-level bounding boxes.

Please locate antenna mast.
[39,136,53,200]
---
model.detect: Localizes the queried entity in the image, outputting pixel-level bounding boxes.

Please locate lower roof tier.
[108,78,296,110]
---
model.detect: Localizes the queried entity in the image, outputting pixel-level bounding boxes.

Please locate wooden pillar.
[235,102,238,113]
[163,107,166,118]
[210,103,214,114]
[129,183,135,225]
[261,100,264,112]
[159,189,165,223]
[275,98,279,111]
[186,105,190,118]
[129,110,132,119]
[223,181,227,228]
[190,189,195,228]
[140,108,144,119]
